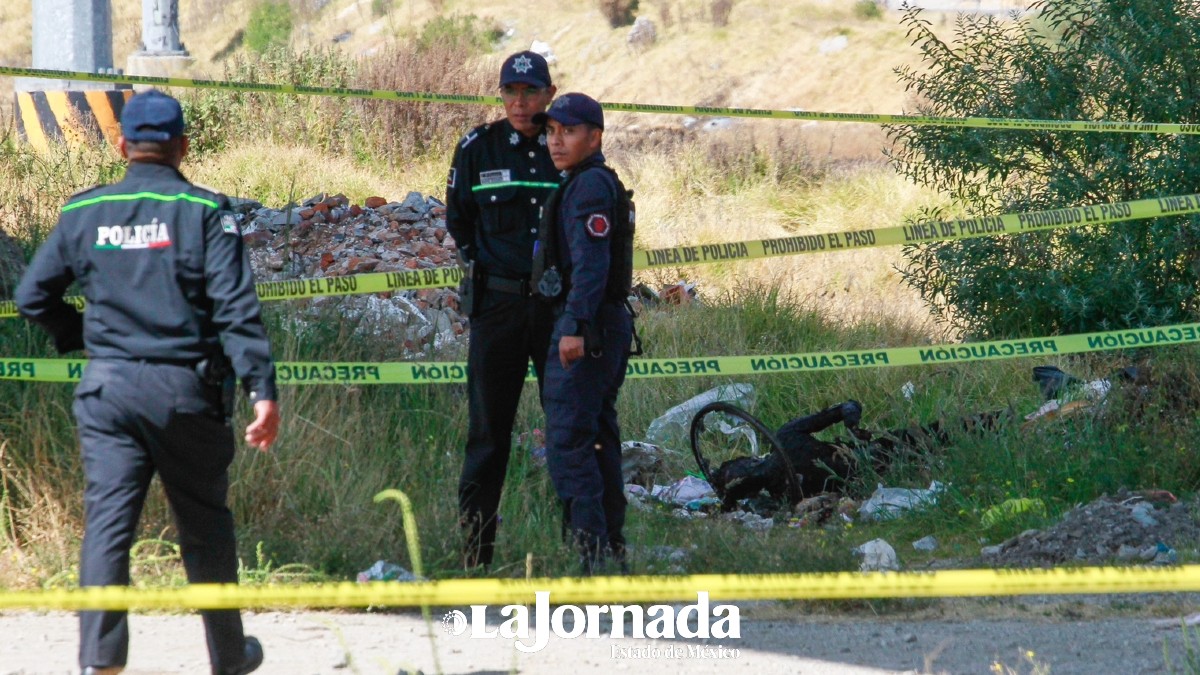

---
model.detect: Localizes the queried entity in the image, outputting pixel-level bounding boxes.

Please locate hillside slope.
[0,0,933,124]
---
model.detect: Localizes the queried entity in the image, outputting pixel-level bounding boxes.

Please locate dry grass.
[612,122,944,329]
[186,143,431,207]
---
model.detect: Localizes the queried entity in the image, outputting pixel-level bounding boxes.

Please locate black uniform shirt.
[446,118,561,280]
[15,162,277,401]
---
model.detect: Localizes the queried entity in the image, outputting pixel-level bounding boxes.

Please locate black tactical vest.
[531,159,635,304]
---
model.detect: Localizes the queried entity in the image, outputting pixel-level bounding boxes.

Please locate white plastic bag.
[858,481,944,521]
[645,383,755,449]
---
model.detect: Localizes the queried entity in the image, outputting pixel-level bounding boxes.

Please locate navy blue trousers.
[73,360,247,673]
[542,303,632,573]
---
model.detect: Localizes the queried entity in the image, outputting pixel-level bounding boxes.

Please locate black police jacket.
[445,118,561,280]
[15,161,277,402]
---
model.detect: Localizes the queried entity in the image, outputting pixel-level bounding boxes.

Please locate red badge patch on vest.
[585,213,611,238]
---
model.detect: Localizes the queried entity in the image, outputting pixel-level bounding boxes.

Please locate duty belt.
[483,274,532,297]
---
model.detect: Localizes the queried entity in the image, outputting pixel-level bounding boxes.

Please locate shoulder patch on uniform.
[585,213,611,239]
[219,212,241,236]
[460,122,493,149]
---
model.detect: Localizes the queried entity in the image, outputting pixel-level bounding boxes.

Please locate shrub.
[888,0,1200,339]
[357,36,494,163]
[415,14,503,56]
[853,0,882,20]
[245,1,293,54]
[181,47,358,158]
[598,0,639,28]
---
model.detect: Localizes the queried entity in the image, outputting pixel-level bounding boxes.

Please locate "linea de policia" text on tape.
[3,322,1198,385]
[2,565,1200,610]
[5,66,1200,135]
[2,193,1197,318]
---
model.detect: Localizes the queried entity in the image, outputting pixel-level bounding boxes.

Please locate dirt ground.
[2,598,1200,675]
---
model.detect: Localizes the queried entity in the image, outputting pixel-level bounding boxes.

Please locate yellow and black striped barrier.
[14,89,132,152]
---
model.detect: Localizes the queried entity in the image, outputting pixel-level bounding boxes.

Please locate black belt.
[483,274,532,297]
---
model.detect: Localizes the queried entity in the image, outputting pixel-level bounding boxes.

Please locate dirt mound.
[983,491,1196,568]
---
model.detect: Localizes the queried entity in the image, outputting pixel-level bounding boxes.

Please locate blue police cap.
[533,93,604,130]
[499,50,552,88]
[120,89,185,142]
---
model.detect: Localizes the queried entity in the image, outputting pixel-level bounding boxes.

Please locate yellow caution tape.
[3,66,1200,134]
[3,323,1198,384]
[636,193,1200,269]
[2,565,1199,610]
[3,193,1197,319]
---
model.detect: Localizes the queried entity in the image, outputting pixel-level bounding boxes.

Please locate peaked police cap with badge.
[500,50,552,88]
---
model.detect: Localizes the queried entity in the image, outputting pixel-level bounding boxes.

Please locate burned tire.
[689,401,800,506]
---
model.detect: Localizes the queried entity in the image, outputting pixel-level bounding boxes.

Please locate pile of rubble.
[233,191,467,356]
[981,490,1193,568]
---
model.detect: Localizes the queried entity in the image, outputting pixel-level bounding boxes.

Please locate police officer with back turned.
[447,50,560,570]
[531,93,636,575]
[15,89,279,675]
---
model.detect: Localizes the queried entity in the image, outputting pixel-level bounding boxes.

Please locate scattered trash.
[356,560,420,583]
[1128,501,1159,528]
[787,493,855,528]
[685,497,723,512]
[621,441,666,488]
[624,484,654,511]
[859,481,944,521]
[652,475,716,506]
[660,281,698,305]
[1023,364,1140,429]
[901,381,915,400]
[912,535,938,552]
[1153,542,1178,565]
[854,539,899,572]
[647,383,755,449]
[980,497,1047,529]
[723,510,774,532]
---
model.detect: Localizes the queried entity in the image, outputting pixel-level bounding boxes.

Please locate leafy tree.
[887,0,1200,339]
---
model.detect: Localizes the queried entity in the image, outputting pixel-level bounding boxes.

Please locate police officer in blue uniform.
[531,94,636,575]
[15,90,279,675]
[447,51,561,569]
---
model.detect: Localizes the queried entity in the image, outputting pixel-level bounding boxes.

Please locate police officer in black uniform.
[447,51,560,569]
[15,90,279,675]
[531,93,635,575]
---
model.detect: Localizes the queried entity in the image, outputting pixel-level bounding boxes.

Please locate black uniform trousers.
[459,288,553,568]
[542,302,633,574]
[73,360,246,673]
